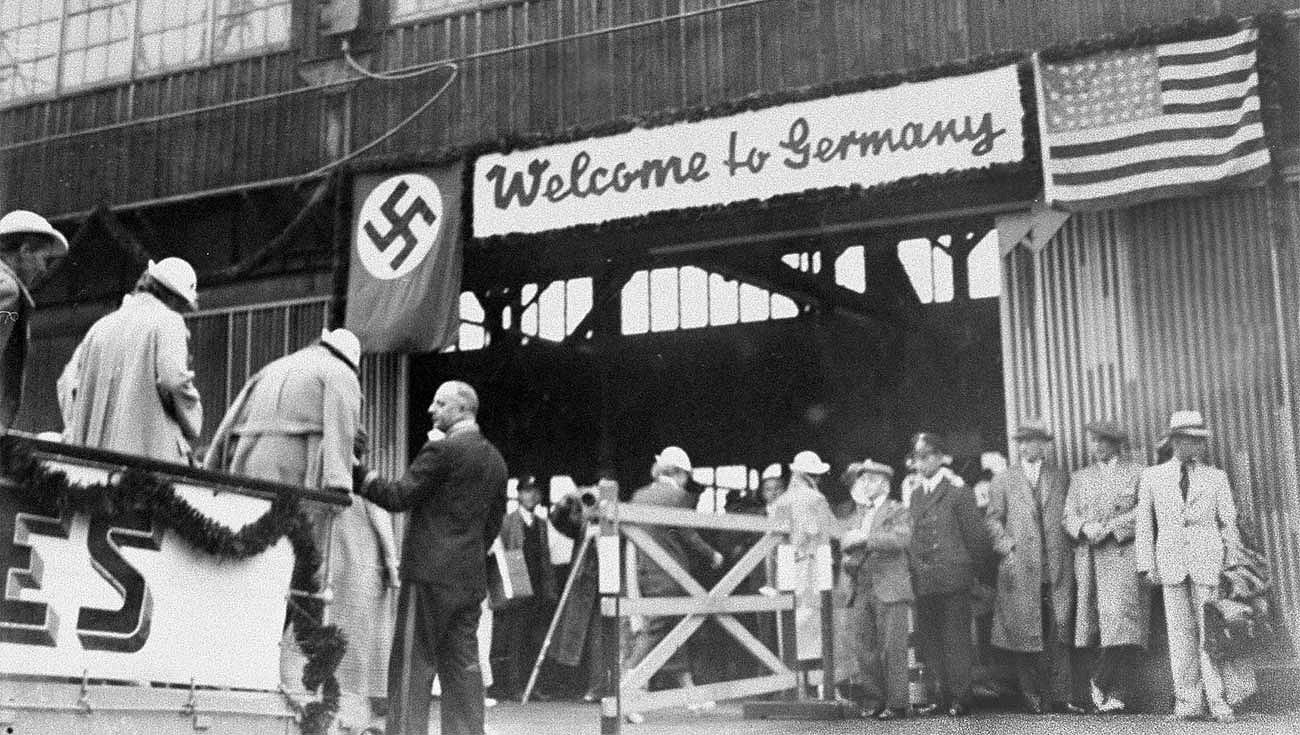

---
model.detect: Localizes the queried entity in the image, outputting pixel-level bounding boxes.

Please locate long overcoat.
[1063,459,1150,648]
[58,292,202,462]
[205,343,360,492]
[547,493,597,667]
[985,463,1074,652]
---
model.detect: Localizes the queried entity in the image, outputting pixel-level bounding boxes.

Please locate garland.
[1,440,345,735]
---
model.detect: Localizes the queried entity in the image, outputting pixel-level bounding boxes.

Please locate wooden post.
[597,479,621,735]
[819,589,835,701]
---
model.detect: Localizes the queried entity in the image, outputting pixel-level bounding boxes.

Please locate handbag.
[487,546,535,609]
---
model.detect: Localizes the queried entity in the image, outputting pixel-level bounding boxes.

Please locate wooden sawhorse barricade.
[591,480,835,733]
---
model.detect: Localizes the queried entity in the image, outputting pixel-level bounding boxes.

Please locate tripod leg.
[522,531,595,704]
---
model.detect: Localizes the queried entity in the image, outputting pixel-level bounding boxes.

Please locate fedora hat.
[760,462,784,481]
[1167,410,1210,438]
[1013,418,1054,442]
[1084,420,1129,444]
[790,450,830,475]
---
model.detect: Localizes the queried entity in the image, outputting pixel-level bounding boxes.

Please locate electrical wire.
[302,42,458,177]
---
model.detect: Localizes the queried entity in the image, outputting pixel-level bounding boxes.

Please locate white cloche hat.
[320,328,361,371]
[790,450,830,476]
[145,257,198,311]
[0,210,68,255]
[654,446,693,473]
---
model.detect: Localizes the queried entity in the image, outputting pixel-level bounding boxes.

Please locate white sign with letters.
[1,464,295,690]
[472,65,1025,237]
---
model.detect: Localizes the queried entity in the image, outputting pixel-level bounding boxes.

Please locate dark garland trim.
[1037,14,1242,63]
[1,441,345,735]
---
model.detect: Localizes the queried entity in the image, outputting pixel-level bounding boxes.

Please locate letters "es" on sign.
[356,174,444,281]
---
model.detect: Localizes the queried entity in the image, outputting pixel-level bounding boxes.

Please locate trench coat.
[0,262,31,430]
[204,344,360,492]
[1063,459,1150,648]
[58,292,202,462]
[985,463,1074,652]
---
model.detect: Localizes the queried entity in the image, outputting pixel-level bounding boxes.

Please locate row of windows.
[0,0,464,103]
[0,0,290,100]
[445,238,1002,351]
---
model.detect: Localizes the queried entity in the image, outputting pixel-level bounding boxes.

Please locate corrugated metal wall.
[1002,184,1300,660]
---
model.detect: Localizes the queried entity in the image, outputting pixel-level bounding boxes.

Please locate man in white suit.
[1135,410,1242,723]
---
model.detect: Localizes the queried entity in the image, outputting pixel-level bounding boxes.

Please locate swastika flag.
[346,166,463,352]
[1034,25,1271,211]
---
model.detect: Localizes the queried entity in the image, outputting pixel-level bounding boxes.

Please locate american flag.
[1035,27,1271,211]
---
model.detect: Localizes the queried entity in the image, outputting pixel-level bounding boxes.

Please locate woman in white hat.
[768,450,838,667]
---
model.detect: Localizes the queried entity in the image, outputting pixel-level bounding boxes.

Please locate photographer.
[547,486,606,703]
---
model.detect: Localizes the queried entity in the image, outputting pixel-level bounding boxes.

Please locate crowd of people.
[0,209,1271,733]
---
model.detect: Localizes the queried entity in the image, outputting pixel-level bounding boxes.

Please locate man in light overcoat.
[58,258,202,462]
[1063,420,1148,714]
[985,420,1080,715]
[1136,410,1243,723]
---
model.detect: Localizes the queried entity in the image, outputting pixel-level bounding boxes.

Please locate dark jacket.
[548,492,599,667]
[500,508,557,600]
[0,263,30,430]
[908,475,992,597]
[631,478,717,598]
[359,422,508,604]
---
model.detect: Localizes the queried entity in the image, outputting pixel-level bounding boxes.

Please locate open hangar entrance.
[405,213,1008,506]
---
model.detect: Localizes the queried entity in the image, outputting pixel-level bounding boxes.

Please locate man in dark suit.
[905,432,991,717]
[356,380,508,735]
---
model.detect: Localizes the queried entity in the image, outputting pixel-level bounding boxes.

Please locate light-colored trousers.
[1162,581,1230,717]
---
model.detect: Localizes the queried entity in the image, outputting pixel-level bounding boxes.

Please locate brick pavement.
[472,700,1300,735]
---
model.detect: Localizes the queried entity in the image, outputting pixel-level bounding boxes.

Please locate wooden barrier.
[593,480,803,733]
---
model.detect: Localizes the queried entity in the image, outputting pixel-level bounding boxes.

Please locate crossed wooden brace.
[618,526,793,697]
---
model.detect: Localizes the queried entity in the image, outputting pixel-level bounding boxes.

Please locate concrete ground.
[467,700,1300,735]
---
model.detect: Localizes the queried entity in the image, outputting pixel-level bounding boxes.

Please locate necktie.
[1179,462,1192,502]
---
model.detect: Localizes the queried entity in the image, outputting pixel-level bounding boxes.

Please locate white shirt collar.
[922,471,944,493]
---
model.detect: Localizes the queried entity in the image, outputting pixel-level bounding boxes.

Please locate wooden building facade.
[3,0,1300,671]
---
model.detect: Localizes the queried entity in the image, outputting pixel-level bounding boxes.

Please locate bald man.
[356,381,509,735]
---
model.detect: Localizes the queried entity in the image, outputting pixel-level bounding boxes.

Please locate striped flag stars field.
[1034,26,1271,211]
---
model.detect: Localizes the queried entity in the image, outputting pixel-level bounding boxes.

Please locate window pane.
[739,283,769,323]
[649,267,679,332]
[1,9,58,99]
[932,246,954,303]
[897,238,933,303]
[458,291,484,322]
[679,266,708,329]
[620,270,649,335]
[566,277,592,337]
[834,245,866,293]
[708,273,738,326]
[538,281,565,341]
[770,293,799,319]
[968,230,1001,299]
[213,0,288,58]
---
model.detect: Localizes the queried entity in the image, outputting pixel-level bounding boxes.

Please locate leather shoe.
[1022,695,1044,715]
[1051,702,1086,715]
[911,702,940,716]
[947,702,970,717]
[876,707,908,721]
